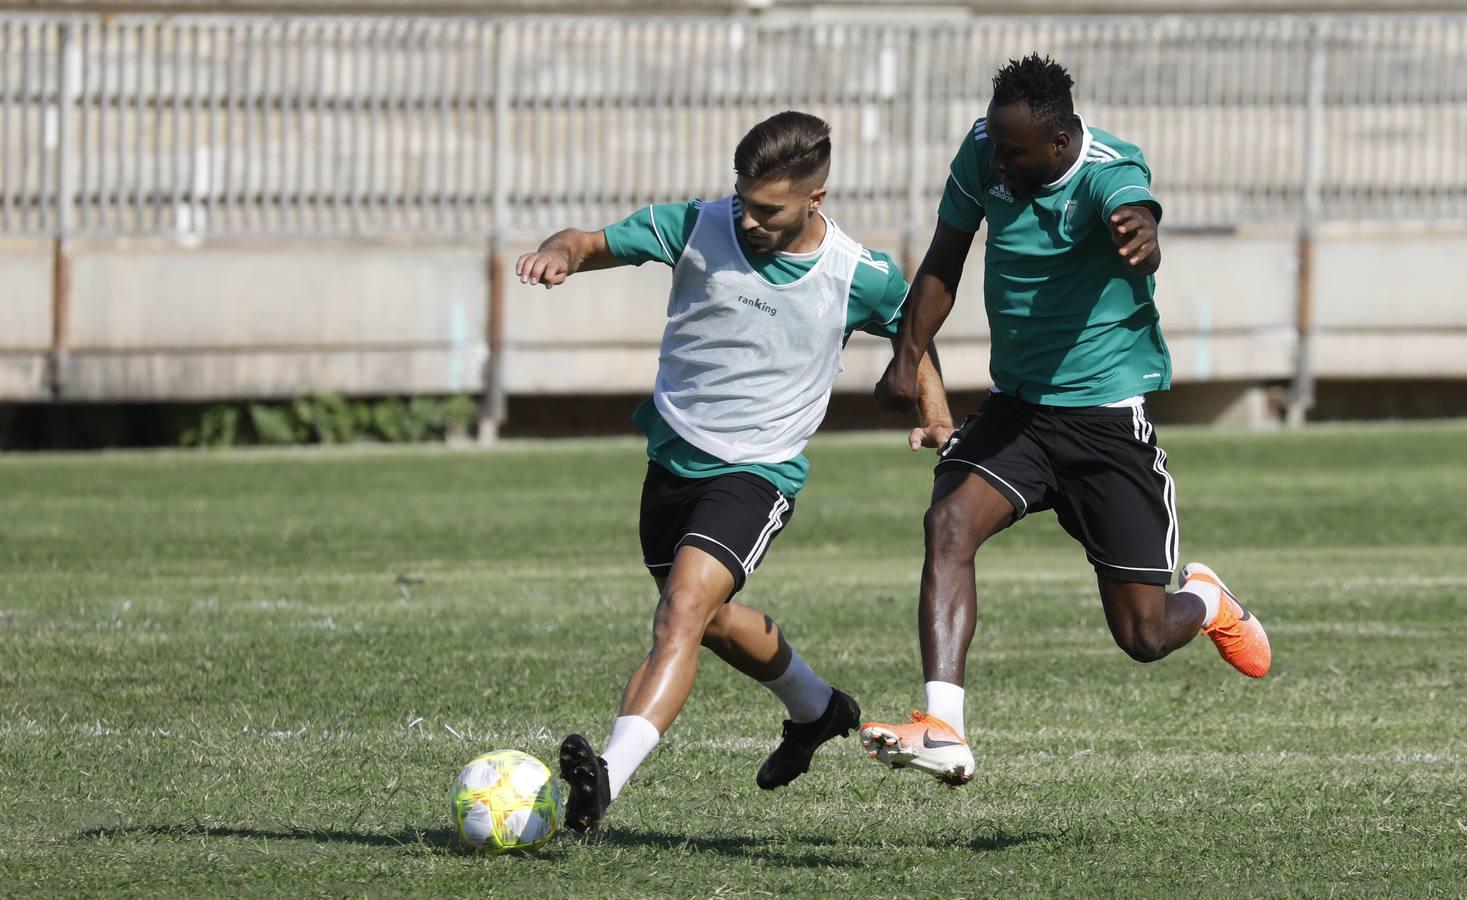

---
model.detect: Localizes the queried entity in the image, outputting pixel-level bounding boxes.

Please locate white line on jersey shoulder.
[948,171,983,206]
[857,248,890,273]
[648,204,675,264]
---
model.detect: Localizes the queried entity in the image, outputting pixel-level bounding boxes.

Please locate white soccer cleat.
[859,711,975,786]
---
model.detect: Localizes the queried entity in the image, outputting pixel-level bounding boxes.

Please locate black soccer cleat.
[558,733,612,834]
[756,688,861,790]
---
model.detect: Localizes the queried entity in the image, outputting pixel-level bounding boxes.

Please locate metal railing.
[2,13,1465,240]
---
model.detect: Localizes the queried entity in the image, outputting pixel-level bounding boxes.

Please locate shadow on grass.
[75,824,463,852]
[590,827,865,868]
[75,823,1060,861]
[968,828,1056,853]
[592,825,1057,862]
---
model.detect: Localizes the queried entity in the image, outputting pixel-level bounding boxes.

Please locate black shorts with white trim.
[638,462,795,596]
[935,392,1179,586]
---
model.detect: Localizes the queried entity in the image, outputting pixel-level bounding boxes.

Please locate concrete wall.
[54,239,488,401]
[0,238,54,402]
[501,226,1307,395]
[1312,231,1467,378]
[5,228,1465,423]
[498,224,1461,425]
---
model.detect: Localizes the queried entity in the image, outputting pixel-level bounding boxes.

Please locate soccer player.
[515,111,953,831]
[858,55,1272,785]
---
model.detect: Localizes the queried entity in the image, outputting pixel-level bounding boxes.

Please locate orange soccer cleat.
[859,710,974,786]
[1183,561,1272,678]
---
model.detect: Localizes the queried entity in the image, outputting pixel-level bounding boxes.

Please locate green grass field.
[2,422,1465,897]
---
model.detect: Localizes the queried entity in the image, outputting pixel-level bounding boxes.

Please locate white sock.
[924,681,966,738]
[1179,579,1223,629]
[759,647,833,724]
[601,715,660,801]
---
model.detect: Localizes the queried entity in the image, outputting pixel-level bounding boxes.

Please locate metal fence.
[2,13,1465,239]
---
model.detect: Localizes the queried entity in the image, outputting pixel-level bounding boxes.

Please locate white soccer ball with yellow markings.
[450,749,562,854]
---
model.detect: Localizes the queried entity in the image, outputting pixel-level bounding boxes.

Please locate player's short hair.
[991,54,1078,135]
[734,111,832,188]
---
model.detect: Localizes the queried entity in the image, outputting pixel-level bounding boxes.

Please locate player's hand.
[515,249,574,289]
[908,423,956,452]
[874,359,919,413]
[1108,206,1158,268]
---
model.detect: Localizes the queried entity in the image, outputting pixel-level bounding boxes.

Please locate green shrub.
[180,394,477,447]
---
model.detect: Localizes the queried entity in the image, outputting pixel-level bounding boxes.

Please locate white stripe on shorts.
[938,458,1030,517]
[1138,404,1176,571]
[676,532,745,572]
[741,493,790,573]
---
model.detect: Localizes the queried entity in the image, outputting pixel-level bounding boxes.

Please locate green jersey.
[939,117,1172,406]
[604,197,909,497]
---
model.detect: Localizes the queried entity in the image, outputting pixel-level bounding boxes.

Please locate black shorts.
[639,462,795,595]
[935,393,1179,586]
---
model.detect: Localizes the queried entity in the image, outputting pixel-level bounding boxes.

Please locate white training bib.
[652,195,859,464]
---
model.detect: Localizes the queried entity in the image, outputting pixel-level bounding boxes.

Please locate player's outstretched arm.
[1108,204,1162,276]
[515,228,624,289]
[875,219,976,413]
[907,347,956,452]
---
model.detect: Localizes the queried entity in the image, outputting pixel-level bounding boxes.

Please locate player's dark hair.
[991,54,1078,135]
[734,111,832,188]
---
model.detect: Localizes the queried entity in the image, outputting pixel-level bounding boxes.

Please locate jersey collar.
[1042,115,1092,192]
[772,212,832,260]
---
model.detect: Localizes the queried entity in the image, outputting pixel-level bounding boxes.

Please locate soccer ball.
[450,750,562,854]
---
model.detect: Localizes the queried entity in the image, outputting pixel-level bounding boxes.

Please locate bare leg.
[860,471,1022,785]
[700,603,792,682]
[607,541,846,798]
[919,470,1017,685]
[1098,578,1206,662]
[629,572,792,694]
[618,545,734,732]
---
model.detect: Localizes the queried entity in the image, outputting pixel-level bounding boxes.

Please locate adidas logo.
[988,182,1013,202]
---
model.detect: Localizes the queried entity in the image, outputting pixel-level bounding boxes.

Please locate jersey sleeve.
[844,248,910,342]
[935,120,987,233]
[602,200,702,266]
[1086,161,1163,225]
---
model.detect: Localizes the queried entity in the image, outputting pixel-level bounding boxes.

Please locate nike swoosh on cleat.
[922,729,963,749]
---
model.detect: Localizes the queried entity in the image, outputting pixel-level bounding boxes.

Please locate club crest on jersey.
[988,182,1013,203]
[1064,199,1078,229]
